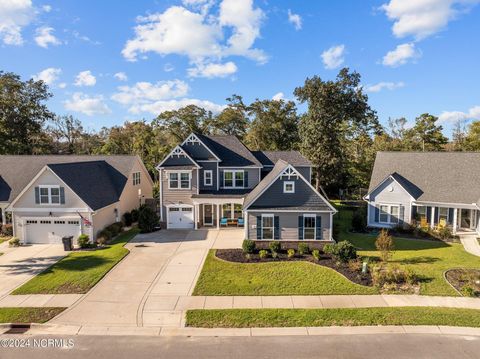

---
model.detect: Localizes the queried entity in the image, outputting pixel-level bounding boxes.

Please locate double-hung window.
[303,214,316,240]
[133,172,141,186]
[439,207,449,225]
[379,204,400,224]
[39,186,60,204]
[223,170,244,188]
[417,206,427,222]
[262,214,274,240]
[168,172,191,189]
[204,170,212,186]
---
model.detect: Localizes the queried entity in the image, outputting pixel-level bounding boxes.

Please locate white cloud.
[321,44,346,69]
[114,72,128,81]
[64,92,111,116]
[132,98,224,115]
[111,79,189,106]
[42,5,52,13]
[438,105,480,124]
[74,70,96,87]
[0,0,35,45]
[122,0,266,73]
[381,0,479,40]
[272,92,284,101]
[32,67,61,85]
[58,82,66,89]
[164,63,175,72]
[287,9,302,30]
[34,26,61,48]
[187,61,237,78]
[382,42,420,67]
[365,81,405,93]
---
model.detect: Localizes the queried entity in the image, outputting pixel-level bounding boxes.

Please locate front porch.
[192,198,245,230]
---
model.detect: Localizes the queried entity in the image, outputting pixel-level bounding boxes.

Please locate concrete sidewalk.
[0,294,82,307]
[460,234,480,257]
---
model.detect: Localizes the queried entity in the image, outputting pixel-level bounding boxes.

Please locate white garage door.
[24,218,81,244]
[167,206,194,229]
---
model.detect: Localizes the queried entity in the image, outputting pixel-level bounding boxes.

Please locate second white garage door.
[167,206,194,229]
[24,218,82,244]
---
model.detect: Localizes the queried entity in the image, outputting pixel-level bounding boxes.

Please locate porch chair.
[237,218,244,227]
[220,217,228,227]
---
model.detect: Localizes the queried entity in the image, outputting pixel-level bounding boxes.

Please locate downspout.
[159,168,163,221]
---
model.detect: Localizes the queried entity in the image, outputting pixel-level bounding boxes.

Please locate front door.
[460,209,473,229]
[204,204,213,226]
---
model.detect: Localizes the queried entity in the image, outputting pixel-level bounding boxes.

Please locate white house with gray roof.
[364,152,480,235]
[157,133,336,241]
[0,155,153,244]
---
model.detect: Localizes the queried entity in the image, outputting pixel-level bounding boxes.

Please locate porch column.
[430,206,435,229]
[216,204,220,229]
[194,204,198,230]
[452,208,457,235]
[1,208,6,226]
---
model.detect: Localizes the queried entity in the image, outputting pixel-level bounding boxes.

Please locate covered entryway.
[167,205,194,229]
[23,217,81,244]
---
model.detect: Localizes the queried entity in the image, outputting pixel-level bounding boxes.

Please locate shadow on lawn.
[40,255,110,273]
[391,256,441,265]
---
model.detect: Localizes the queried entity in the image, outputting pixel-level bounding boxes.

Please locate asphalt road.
[0,333,479,359]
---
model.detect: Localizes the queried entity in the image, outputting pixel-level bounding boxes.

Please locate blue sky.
[1,0,479,136]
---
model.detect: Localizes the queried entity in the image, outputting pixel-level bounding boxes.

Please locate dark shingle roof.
[48,161,127,210]
[369,152,480,204]
[0,155,139,205]
[197,134,262,167]
[252,151,312,167]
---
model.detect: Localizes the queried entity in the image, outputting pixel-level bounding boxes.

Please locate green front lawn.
[335,207,480,296]
[193,251,377,295]
[186,307,480,328]
[12,229,139,295]
[0,307,65,324]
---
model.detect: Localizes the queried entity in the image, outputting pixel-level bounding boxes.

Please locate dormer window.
[283,181,295,193]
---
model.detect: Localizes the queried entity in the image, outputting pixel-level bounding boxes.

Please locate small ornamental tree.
[375,229,395,262]
[138,206,159,233]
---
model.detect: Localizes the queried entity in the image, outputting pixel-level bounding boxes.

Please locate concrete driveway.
[0,242,66,298]
[51,228,243,328]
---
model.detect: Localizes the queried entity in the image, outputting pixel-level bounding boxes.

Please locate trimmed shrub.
[297,242,309,255]
[259,249,268,259]
[375,229,394,262]
[269,241,281,253]
[351,208,366,232]
[371,264,418,288]
[8,237,20,247]
[97,229,112,243]
[131,209,139,223]
[96,236,107,247]
[138,206,159,233]
[437,226,452,240]
[332,221,340,240]
[105,222,124,237]
[462,286,476,297]
[77,234,90,249]
[1,224,13,237]
[348,259,363,272]
[323,243,335,255]
[335,241,357,263]
[312,249,321,261]
[122,211,133,226]
[287,248,295,258]
[242,239,256,254]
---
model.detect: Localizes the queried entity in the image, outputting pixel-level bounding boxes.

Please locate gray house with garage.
[364,151,480,235]
[157,133,336,241]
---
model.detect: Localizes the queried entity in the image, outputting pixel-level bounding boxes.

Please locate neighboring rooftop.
[368,152,480,204]
[252,150,312,167]
[0,155,140,204]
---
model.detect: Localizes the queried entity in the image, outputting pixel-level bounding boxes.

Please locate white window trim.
[221,203,243,220]
[223,170,245,188]
[133,172,141,186]
[438,207,449,223]
[378,204,400,224]
[204,170,213,186]
[283,181,295,193]
[303,214,316,240]
[38,185,61,205]
[168,171,191,190]
[261,213,274,240]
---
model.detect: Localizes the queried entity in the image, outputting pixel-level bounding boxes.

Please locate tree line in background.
[1,69,478,198]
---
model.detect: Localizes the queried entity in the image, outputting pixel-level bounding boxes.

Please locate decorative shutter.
[274,216,280,240]
[34,187,40,204]
[244,170,249,188]
[60,187,65,204]
[298,216,303,240]
[374,205,379,222]
[256,216,261,239]
[448,208,454,225]
[219,171,224,188]
[411,206,417,221]
[399,205,405,226]
[427,207,432,225]
[315,215,322,240]
[434,207,439,225]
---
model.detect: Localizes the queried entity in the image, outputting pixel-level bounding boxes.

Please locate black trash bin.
[62,236,73,251]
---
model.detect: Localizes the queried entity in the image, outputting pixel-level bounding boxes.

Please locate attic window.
[133,172,141,186]
[283,181,295,193]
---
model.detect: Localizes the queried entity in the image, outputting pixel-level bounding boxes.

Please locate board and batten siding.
[367,177,412,227]
[247,211,332,241]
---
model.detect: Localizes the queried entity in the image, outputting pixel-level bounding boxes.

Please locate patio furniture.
[220,217,228,227]
[237,218,244,227]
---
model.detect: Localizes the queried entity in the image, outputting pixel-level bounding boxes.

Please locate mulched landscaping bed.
[215,249,373,287]
[445,268,480,297]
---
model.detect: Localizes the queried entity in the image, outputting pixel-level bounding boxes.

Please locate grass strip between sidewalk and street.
[0,307,65,324]
[12,228,139,295]
[186,307,480,328]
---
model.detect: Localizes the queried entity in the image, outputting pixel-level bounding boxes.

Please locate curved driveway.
[51,229,243,328]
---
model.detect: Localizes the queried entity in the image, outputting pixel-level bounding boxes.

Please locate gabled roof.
[368,152,480,204]
[0,155,140,204]
[156,145,200,169]
[252,151,312,167]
